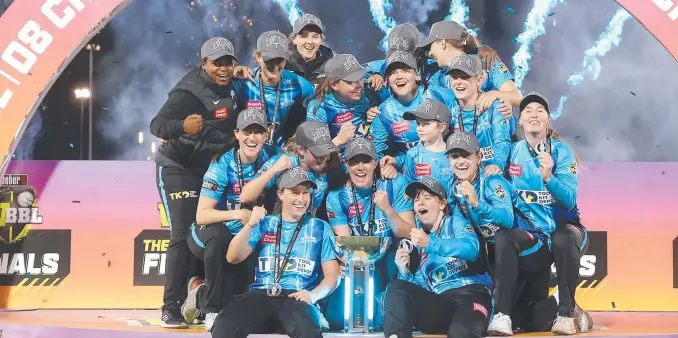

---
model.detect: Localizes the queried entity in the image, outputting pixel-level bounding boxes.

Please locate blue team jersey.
[255,153,328,216]
[449,171,515,242]
[231,68,315,146]
[248,215,338,292]
[306,92,376,140]
[370,85,457,167]
[364,58,439,80]
[401,213,492,294]
[200,145,279,234]
[325,174,413,237]
[451,101,511,171]
[430,58,518,135]
[403,143,453,190]
[506,138,580,239]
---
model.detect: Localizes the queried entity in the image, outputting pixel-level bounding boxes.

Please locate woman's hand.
[394,247,411,275]
[538,152,554,183]
[245,206,267,228]
[366,107,381,123]
[233,66,254,81]
[409,228,430,249]
[476,91,499,113]
[484,164,503,177]
[289,289,314,304]
[367,74,384,91]
[334,123,357,146]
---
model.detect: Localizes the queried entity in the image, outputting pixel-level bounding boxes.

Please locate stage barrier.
[0,160,677,311]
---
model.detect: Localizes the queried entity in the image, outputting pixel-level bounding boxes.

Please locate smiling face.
[331,79,363,101]
[235,125,267,159]
[448,151,481,181]
[292,27,323,60]
[299,148,330,172]
[413,189,446,227]
[520,102,550,135]
[346,154,376,189]
[278,184,312,219]
[450,70,482,102]
[387,66,418,98]
[202,56,235,86]
[256,53,286,82]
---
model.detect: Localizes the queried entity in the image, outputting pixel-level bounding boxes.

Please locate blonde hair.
[518,109,584,167]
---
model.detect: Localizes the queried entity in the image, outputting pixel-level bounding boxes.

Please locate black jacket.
[285,45,334,86]
[150,67,238,176]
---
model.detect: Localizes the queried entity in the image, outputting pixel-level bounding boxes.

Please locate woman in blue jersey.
[446,131,514,244]
[418,21,521,117]
[384,177,493,338]
[231,30,315,147]
[321,136,415,330]
[448,53,511,174]
[181,108,278,332]
[240,120,339,217]
[212,167,340,338]
[400,98,454,189]
[489,92,591,336]
[370,51,456,169]
[306,54,389,148]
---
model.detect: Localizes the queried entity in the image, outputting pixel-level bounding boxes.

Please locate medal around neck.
[536,139,549,154]
[267,282,282,297]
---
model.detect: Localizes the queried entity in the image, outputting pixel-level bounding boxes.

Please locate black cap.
[519,91,550,114]
[445,131,480,155]
[277,166,318,190]
[405,177,448,201]
[403,98,451,123]
[344,136,377,160]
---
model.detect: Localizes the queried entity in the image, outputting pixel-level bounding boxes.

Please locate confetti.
[72,200,80,203]
[102,252,107,256]
[611,301,616,308]
[512,37,518,44]
[69,143,74,148]
[661,171,666,175]
[574,136,581,139]
[107,260,112,267]
[507,7,516,13]
[630,91,636,96]
[348,38,353,43]
[166,31,173,34]
[548,12,556,16]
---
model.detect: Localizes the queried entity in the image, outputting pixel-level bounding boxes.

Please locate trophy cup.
[336,236,392,334]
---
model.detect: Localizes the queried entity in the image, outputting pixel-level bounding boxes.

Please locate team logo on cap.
[349,138,372,152]
[450,132,472,145]
[421,101,434,115]
[287,167,307,180]
[298,14,321,28]
[452,54,473,70]
[212,38,234,54]
[242,109,265,122]
[311,127,331,143]
[266,35,286,50]
[387,51,410,65]
[342,55,360,72]
[421,176,438,188]
[524,91,550,107]
[390,36,410,51]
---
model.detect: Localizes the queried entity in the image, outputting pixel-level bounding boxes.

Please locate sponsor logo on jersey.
[415,164,432,177]
[517,190,554,205]
[508,164,522,176]
[335,111,354,124]
[391,121,411,135]
[214,106,228,119]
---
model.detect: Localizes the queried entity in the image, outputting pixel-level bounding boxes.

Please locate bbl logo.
[0,174,43,244]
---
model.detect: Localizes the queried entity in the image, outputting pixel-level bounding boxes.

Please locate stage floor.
[0,310,677,337]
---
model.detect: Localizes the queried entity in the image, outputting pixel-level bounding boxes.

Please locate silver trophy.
[336,236,392,334]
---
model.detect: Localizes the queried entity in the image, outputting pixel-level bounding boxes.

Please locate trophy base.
[343,261,375,334]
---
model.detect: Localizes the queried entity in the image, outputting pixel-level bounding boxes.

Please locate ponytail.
[445,31,480,56]
[307,78,332,119]
[549,127,584,168]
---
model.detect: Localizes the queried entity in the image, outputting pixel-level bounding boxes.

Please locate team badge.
[494,185,506,199]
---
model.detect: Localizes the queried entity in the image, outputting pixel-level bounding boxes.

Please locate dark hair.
[331,159,383,191]
[413,189,450,216]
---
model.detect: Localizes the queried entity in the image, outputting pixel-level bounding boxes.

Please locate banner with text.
[0,160,677,310]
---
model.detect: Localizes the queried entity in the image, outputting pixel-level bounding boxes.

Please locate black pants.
[384,280,492,338]
[492,228,557,330]
[211,290,324,338]
[156,165,204,310]
[187,223,253,314]
[551,222,589,317]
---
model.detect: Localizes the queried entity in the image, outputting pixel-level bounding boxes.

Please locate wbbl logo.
[1,175,43,244]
